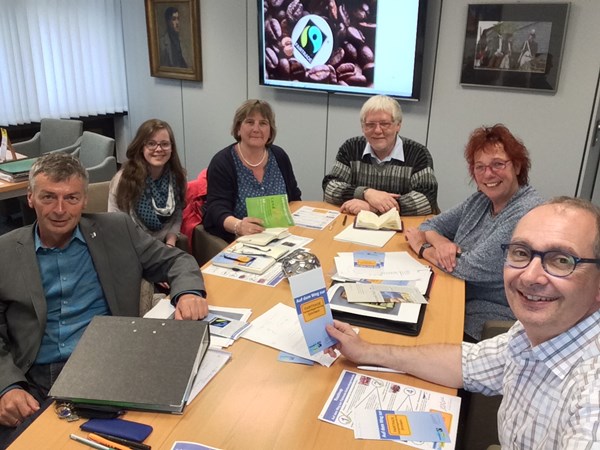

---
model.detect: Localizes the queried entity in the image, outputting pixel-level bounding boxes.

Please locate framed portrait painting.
[460,3,570,92]
[145,0,203,81]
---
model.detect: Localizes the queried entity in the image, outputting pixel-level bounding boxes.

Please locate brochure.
[327,284,422,324]
[245,194,294,228]
[319,370,461,450]
[211,251,276,275]
[342,283,428,305]
[291,205,340,230]
[289,267,337,355]
[353,410,451,443]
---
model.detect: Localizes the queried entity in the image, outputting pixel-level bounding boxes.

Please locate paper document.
[202,262,285,287]
[241,303,338,367]
[292,205,340,230]
[319,370,461,450]
[343,283,428,304]
[334,225,396,247]
[328,284,421,324]
[187,349,232,404]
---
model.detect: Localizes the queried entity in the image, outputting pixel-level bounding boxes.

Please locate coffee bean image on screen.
[263,0,378,87]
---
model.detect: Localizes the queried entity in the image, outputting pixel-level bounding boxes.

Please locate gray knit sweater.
[419,185,543,340]
[322,136,438,215]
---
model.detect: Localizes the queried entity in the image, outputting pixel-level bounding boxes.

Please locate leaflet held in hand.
[288,267,337,355]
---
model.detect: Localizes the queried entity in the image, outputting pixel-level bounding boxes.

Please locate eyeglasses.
[242,118,270,127]
[145,141,172,151]
[473,159,511,174]
[362,121,395,132]
[501,243,600,277]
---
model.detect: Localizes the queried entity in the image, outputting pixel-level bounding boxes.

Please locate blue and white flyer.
[319,370,461,450]
[353,409,451,443]
[288,267,337,355]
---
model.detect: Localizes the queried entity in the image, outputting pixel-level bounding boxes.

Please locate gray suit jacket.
[0,212,205,392]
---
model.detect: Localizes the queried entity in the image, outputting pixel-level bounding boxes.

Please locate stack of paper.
[319,370,461,450]
[330,252,433,335]
[333,251,433,295]
[202,234,314,287]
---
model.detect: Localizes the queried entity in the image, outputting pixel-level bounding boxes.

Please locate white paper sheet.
[241,303,338,367]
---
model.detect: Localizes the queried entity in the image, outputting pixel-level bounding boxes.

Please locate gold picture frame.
[145,0,203,81]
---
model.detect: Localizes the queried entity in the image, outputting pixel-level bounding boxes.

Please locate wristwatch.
[418,243,432,259]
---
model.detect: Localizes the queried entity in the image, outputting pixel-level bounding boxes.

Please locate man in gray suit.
[0,153,207,446]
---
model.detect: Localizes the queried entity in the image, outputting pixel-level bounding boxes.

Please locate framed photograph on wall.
[145,0,203,81]
[460,3,570,92]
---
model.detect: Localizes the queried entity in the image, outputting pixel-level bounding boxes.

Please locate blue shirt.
[232,147,287,218]
[34,225,109,364]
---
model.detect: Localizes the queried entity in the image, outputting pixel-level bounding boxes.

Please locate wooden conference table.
[10,201,465,450]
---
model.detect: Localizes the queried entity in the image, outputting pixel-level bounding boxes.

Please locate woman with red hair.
[405,124,543,341]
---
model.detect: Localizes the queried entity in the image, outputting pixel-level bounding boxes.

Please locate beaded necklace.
[237,143,266,168]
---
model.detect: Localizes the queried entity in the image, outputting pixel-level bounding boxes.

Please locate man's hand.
[340,199,371,215]
[174,294,208,320]
[0,389,39,427]
[325,320,371,362]
[363,189,400,213]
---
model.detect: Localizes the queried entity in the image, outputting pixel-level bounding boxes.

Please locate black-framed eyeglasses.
[501,243,600,277]
[145,140,172,151]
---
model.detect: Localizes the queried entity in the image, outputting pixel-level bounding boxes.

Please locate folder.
[328,284,428,337]
[0,157,37,182]
[49,316,210,414]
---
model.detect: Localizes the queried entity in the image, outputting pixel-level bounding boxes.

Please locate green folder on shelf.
[0,157,37,182]
[246,194,295,228]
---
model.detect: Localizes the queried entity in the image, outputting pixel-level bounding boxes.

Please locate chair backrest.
[78,131,115,168]
[39,118,83,153]
[84,181,111,213]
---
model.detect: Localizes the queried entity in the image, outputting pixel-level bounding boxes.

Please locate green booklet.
[245,194,295,228]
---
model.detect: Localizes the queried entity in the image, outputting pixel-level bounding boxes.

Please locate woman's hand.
[236,217,265,236]
[404,228,427,254]
[434,242,461,272]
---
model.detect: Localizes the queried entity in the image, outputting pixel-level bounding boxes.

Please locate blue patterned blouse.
[231,147,287,218]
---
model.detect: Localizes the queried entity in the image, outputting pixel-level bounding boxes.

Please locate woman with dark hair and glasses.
[108,119,187,247]
[405,124,543,341]
[203,99,301,242]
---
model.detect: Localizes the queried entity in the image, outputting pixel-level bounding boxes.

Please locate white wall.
[121,0,600,209]
[428,1,600,208]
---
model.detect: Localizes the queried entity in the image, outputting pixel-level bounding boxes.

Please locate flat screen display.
[258,0,428,100]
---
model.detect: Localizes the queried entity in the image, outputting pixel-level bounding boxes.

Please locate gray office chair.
[74,131,117,183]
[83,181,111,213]
[192,224,228,266]
[12,118,83,158]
